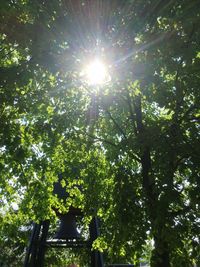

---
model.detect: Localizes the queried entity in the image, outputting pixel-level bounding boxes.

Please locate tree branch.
[133,96,158,224]
[105,109,127,140]
[125,89,138,136]
[75,129,118,147]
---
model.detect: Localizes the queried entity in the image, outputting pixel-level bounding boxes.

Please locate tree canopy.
[0,1,200,266]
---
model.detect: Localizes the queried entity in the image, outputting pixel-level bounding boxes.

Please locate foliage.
[0,1,200,266]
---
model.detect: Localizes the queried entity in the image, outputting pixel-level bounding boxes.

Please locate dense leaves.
[0,1,200,266]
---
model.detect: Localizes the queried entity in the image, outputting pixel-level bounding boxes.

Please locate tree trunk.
[134,96,171,267]
[151,238,170,267]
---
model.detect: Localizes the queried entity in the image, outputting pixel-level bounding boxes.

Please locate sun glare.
[84,59,108,85]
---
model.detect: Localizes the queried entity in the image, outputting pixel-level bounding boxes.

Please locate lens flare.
[84,59,108,85]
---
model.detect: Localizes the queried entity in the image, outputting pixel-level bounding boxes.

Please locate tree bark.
[134,96,171,267]
[151,238,170,267]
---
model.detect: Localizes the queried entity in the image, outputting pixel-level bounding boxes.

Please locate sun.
[84,59,108,85]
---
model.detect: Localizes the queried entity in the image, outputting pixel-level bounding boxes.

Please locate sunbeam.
[82,59,109,85]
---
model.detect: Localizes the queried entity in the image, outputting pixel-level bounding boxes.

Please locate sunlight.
[84,59,108,85]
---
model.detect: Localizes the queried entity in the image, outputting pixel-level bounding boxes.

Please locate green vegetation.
[0,1,200,266]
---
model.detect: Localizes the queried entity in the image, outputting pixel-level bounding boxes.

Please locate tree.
[0,1,200,266]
